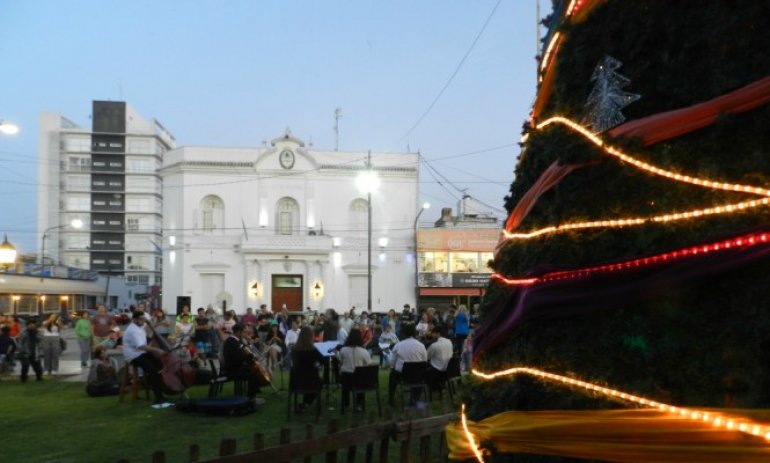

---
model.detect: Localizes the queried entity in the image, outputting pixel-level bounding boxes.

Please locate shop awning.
[419,287,484,296]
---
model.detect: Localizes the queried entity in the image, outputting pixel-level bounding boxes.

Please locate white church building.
[160,129,419,314]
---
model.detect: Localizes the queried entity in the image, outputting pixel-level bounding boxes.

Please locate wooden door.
[272,275,303,311]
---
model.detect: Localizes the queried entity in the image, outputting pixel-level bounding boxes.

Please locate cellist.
[123,311,172,409]
[222,323,267,406]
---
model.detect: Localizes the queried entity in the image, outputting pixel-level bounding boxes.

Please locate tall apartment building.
[38,101,175,293]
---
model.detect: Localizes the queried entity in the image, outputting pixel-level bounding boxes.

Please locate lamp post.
[0,120,20,135]
[356,151,379,314]
[40,219,84,276]
[413,202,430,312]
[0,234,18,270]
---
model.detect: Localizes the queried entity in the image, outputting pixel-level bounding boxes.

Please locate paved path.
[4,328,89,383]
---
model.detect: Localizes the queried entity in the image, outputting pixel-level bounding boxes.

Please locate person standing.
[454,305,470,354]
[41,313,63,376]
[74,311,92,368]
[91,305,114,347]
[123,311,171,408]
[16,321,43,382]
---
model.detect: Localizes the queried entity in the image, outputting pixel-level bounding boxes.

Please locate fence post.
[219,438,237,456]
[419,435,431,463]
[400,420,412,463]
[347,413,360,463]
[151,451,165,463]
[365,413,376,463]
[325,419,339,463]
[253,432,264,451]
[304,424,314,463]
[188,444,200,462]
[279,428,291,463]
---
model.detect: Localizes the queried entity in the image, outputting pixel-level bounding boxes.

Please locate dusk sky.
[0,0,547,253]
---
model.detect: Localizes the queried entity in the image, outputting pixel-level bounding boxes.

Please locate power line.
[394,0,504,146]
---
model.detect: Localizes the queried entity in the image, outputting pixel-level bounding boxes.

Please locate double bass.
[147,318,195,394]
[240,341,272,385]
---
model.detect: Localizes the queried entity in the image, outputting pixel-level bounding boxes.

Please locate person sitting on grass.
[86,345,120,396]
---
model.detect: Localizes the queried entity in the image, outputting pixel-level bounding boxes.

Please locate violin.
[147,319,195,394]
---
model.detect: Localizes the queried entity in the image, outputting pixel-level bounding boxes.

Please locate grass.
[0,370,457,463]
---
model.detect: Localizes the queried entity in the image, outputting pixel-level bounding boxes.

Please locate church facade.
[160,130,419,314]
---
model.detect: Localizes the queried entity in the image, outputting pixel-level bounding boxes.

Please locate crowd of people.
[0,301,478,411]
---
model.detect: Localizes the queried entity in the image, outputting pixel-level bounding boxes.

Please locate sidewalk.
[3,327,89,383]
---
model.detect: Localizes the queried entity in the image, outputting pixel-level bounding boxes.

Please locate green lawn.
[1,371,458,463]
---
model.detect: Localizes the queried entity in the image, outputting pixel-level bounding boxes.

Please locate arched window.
[200,195,224,233]
[276,197,299,235]
[349,198,368,234]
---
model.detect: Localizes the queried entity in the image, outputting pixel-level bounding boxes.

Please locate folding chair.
[287,368,322,421]
[398,361,429,408]
[346,364,382,416]
[207,358,244,397]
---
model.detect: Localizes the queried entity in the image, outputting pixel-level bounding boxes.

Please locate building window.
[450,252,479,273]
[127,218,139,231]
[419,252,448,273]
[275,197,299,235]
[64,137,91,153]
[68,156,91,172]
[349,198,368,233]
[200,195,224,233]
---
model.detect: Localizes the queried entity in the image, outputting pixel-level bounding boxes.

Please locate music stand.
[314,341,340,409]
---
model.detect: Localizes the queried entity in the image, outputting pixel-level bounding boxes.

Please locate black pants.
[229,369,264,398]
[131,353,165,403]
[20,356,42,382]
[339,372,364,409]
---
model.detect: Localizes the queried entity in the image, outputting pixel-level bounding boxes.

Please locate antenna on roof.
[334,107,342,151]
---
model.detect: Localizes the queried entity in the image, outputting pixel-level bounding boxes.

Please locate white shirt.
[390,337,427,372]
[284,328,300,347]
[338,346,371,374]
[427,337,453,371]
[123,322,148,363]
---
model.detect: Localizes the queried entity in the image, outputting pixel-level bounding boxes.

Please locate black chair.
[347,364,382,416]
[398,361,429,408]
[429,356,461,403]
[207,358,245,397]
[287,368,323,421]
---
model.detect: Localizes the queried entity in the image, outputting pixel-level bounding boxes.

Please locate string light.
[539,32,562,77]
[492,230,770,287]
[470,366,770,442]
[460,403,486,463]
[535,117,770,198]
[503,198,770,240]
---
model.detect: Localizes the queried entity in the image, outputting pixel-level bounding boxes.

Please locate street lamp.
[356,150,379,314]
[40,219,84,275]
[0,234,18,270]
[0,121,20,135]
[413,202,430,311]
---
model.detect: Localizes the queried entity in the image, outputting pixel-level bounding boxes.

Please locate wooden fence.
[118,410,456,463]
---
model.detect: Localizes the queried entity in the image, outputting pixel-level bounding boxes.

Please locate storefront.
[416,228,498,311]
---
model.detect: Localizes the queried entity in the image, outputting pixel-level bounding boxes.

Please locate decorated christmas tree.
[449,1,770,461]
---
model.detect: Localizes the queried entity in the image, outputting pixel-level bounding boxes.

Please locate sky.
[0,0,548,253]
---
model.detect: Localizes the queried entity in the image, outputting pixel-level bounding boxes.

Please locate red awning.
[420,288,483,296]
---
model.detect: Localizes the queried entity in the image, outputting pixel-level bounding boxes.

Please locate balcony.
[240,234,333,254]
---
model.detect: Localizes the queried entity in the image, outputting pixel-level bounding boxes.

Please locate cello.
[147,317,195,394]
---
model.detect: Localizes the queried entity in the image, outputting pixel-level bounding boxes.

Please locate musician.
[123,311,171,408]
[221,323,267,406]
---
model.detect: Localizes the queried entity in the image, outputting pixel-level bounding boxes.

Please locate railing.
[117,410,455,463]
